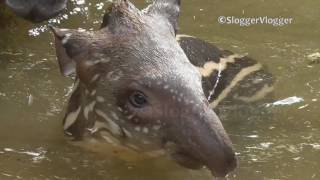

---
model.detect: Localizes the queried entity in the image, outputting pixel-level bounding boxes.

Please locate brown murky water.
[0,0,319,179]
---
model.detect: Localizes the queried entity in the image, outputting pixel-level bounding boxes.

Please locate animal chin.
[171,150,235,178]
[164,141,204,170]
[170,151,204,170]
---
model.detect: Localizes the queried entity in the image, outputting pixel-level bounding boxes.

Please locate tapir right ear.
[49,26,91,76]
[144,0,181,35]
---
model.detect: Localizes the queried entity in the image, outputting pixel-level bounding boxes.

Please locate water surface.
[0,0,319,179]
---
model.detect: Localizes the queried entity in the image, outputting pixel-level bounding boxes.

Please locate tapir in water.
[50,0,273,177]
[5,0,67,22]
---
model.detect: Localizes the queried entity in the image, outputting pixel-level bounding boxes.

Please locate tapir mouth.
[166,143,237,177]
[164,142,204,170]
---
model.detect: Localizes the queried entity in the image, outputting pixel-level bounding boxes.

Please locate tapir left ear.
[144,0,181,35]
[49,26,92,76]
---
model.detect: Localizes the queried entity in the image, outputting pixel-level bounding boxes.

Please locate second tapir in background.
[5,0,67,22]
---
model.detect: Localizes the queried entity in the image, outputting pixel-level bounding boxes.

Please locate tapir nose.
[199,108,237,177]
[166,103,237,177]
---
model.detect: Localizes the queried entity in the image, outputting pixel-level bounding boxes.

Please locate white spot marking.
[96,96,105,103]
[134,126,141,132]
[153,125,161,131]
[62,33,72,45]
[142,127,149,134]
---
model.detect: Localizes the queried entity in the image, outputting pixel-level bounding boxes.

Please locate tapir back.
[177,35,274,109]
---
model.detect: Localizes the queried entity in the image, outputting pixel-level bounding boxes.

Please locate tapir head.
[51,0,237,177]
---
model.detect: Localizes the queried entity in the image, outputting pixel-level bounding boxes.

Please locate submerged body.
[177,35,274,108]
[50,0,273,177]
[5,0,67,22]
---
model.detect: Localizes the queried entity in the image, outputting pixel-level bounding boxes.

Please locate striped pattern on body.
[177,35,274,109]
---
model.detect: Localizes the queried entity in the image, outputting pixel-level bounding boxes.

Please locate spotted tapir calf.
[50,0,273,177]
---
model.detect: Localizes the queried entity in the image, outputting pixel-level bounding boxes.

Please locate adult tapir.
[50,0,273,177]
[4,0,67,22]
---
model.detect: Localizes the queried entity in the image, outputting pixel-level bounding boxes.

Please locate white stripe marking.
[90,74,100,83]
[67,79,80,96]
[176,34,194,41]
[64,106,81,130]
[83,101,96,120]
[90,90,97,96]
[95,109,122,136]
[234,84,274,103]
[198,54,245,77]
[210,63,262,108]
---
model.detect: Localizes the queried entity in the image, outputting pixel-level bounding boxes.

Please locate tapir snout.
[163,97,237,177]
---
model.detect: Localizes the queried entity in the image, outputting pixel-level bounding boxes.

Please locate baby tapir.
[50,0,272,177]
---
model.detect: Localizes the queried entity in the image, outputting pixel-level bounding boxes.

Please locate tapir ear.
[49,26,91,76]
[144,0,181,35]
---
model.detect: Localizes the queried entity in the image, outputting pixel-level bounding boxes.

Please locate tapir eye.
[129,91,148,108]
